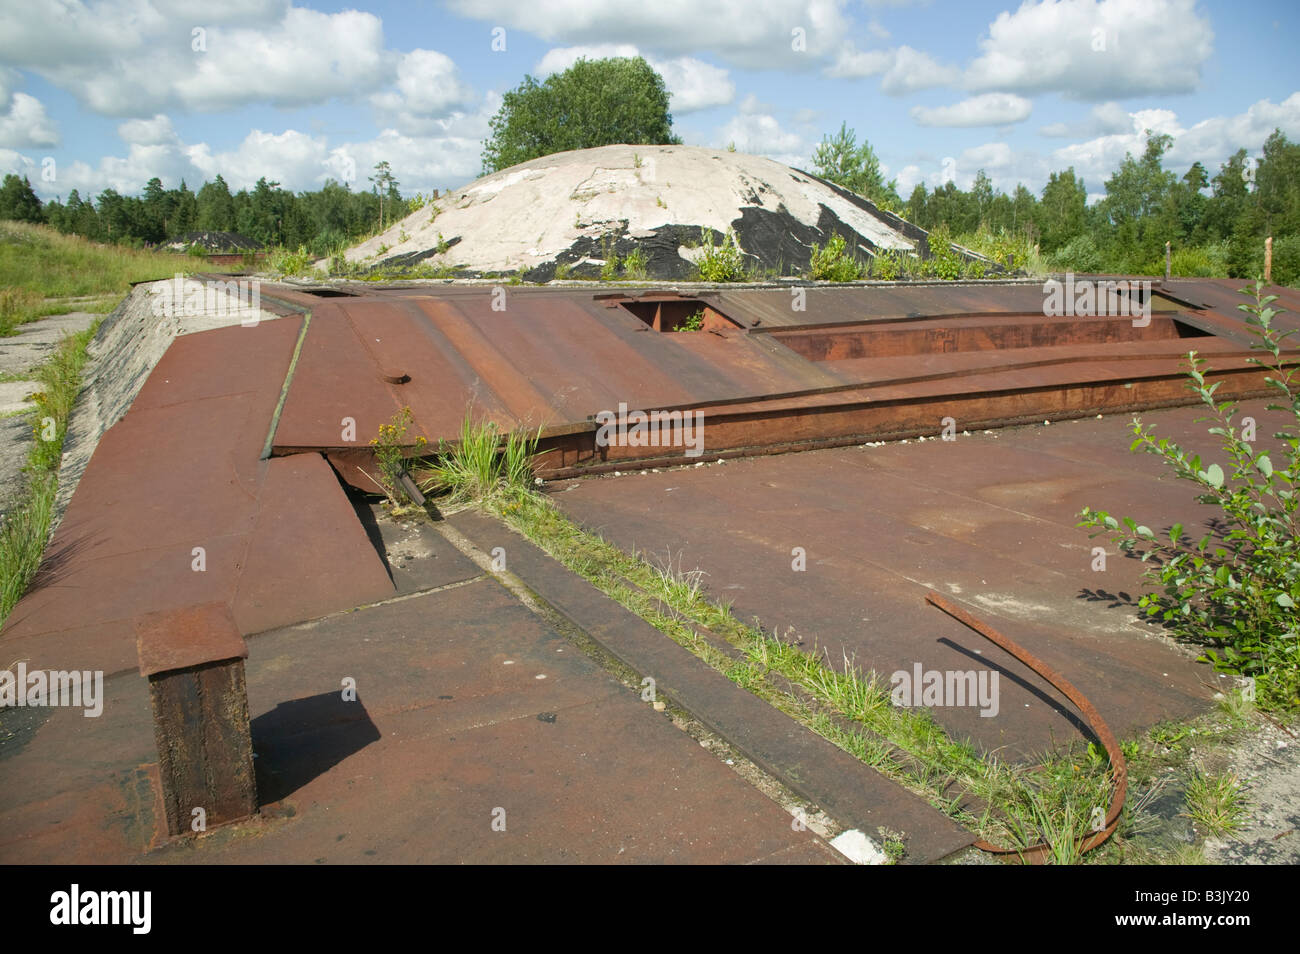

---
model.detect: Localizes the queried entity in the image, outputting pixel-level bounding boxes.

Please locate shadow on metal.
[252,692,382,804]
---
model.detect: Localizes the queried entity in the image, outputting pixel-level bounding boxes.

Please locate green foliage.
[680,308,705,331]
[871,248,908,281]
[367,406,426,507]
[808,233,865,282]
[268,245,313,276]
[812,123,901,211]
[482,57,679,173]
[621,246,648,280]
[920,224,963,280]
[1078,283,1300,709]
[694,227,749,282]
[419,414,540,506]
[0,174,43,224]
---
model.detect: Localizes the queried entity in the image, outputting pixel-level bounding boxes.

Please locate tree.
[0,174,43,223]
[369,161,397,232]
[811,122,901,211]
[196,175,235,231]
[1037,168,1087,253]
[482,56,679,173]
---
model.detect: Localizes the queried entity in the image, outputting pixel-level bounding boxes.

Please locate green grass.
[0,321,99,623]
[0,221,198,306]
[416,413,540,506]
[1183,767,1247,837]
[0,474,56,620]
[482,486,1118,860]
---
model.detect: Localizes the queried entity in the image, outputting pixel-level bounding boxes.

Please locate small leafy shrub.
[368,406,426,507]
[871,249,906,280]
[809,234,865,282]
[269,245,313,276]
[622,247,648,280]
[1079,282,1300,709]
[680,308,705,331]
[695,227,749,282]
[1050,232,1104,274]
[920,224,963,280]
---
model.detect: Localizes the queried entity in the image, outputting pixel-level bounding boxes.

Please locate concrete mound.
[335,144,974,280]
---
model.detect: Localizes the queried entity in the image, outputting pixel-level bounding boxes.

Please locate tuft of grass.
[1182,767,1246,837]
[0,474,56,619]
[418,414,540,506]
[1,321,100,624]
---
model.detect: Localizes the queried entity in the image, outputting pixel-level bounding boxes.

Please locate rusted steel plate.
[231,453,395,636]
[449,509,976,863]
[1,324,395,676]
[547,404,1248,755]
[136,601,247,678]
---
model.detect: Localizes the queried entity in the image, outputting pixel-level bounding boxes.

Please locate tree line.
[812,122,1300,282]
[1,53,1297,283]
[0,170,423,258]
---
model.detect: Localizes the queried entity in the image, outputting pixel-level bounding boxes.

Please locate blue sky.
[1,0,1297,206]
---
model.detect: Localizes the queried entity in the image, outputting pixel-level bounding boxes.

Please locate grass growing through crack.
[476,485,1119,860]
[406,418,1261,864]
[417,413,540,506]
[0,322,100,623]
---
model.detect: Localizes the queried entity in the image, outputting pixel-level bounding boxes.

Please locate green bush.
[809,234,865,282]
[1050,232,1104,273]
[695,227,749,282]
[920,224,963,280]
[1078,282,1300,709]
[871,249,907,280]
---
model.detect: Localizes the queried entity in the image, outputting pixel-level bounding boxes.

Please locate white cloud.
[1039,101,1131,138]
[911,93,1032,127]
[716,106,808,166]
[0,3,397,116]
[965,0,1213,101]
[535,44,734,113]
[118,115,178,147]
[0,92,60,148]
[370,49,476,134]
[447,0,852,68]
[1050,94,1300,190]
[826,43,958,94]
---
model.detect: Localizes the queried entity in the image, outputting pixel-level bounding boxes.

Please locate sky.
[1,0,1298,206]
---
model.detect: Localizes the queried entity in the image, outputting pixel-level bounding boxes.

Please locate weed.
[1079,282,1300,710]
[269,245,314,277]
[1182,766,1246,836]
[418,414,540,506]
[809,234,865,282]
[366,406,426,507]
[622,247,648,281]
[679,308,705,332]
[695,227,749,282]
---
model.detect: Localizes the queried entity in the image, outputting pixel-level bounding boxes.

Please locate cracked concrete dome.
[337,144,937,280]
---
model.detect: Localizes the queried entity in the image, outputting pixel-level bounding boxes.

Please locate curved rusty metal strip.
[925,591,1128,864]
